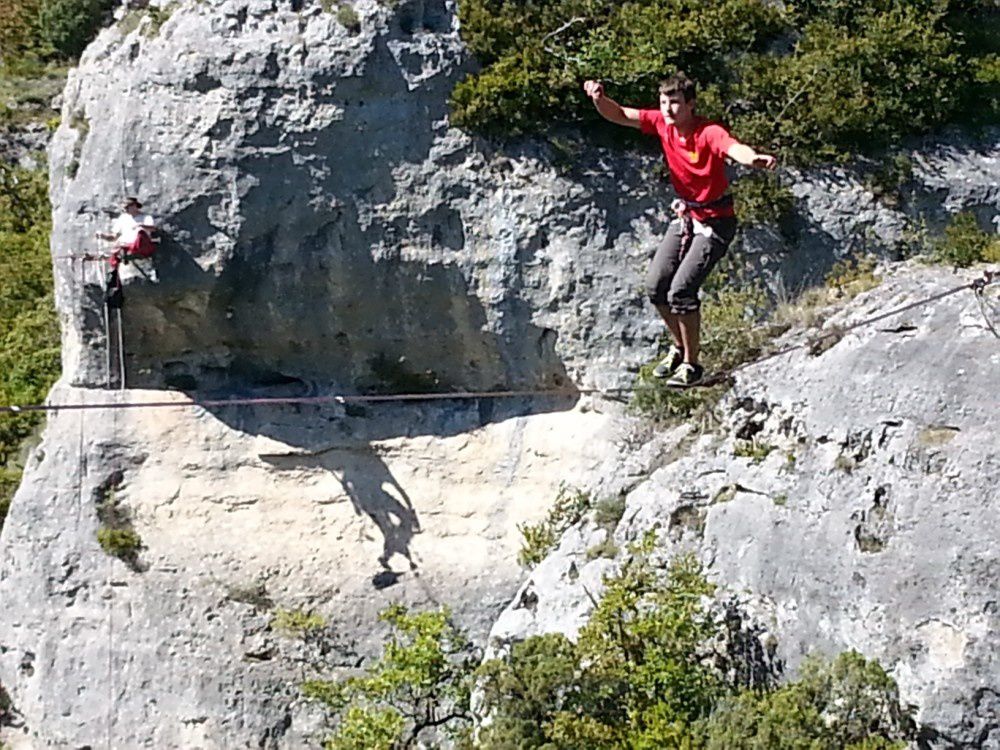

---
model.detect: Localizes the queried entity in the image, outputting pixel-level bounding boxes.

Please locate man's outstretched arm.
[583,80,642,129]
[726,142,777,170]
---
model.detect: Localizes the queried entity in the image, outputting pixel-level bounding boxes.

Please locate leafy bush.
[592,494,626,529]
[729,171,795,227]
[932,211,1000,268]
[734,438,774,463]
[1,0,113,63]
[94,478,145,569]
[825,254,880,296]
[480,536,916,748]
[96,527,142,560]
[704,651,914,749]
[36,0,116,59]
[453,0,982,164]
[336,4,361,33]
[302,605,477,750]
[517,484,591,567]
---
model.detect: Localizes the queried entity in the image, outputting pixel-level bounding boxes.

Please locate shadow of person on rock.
[334,446,421,576]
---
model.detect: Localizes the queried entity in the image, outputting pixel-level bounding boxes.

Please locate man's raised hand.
[583,80,604,103]
[752,153,777,170]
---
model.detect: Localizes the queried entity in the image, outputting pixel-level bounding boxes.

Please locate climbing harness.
[671,194,734,255]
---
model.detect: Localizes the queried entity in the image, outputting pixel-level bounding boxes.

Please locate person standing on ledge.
[584,72,777,386]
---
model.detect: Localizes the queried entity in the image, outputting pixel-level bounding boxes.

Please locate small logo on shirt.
[688,150,698,162]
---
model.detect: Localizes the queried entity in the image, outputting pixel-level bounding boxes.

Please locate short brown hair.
[658,71,696,102]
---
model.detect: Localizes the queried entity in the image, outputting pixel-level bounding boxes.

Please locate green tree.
[0,164,59,531]
[478,536,724,747]
[452,0,981,164]
[302,605,479,749]
[704,651,914,749]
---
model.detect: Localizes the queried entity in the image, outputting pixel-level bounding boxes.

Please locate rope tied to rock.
[972,270,999,340]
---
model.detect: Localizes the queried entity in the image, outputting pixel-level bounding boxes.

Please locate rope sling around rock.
[2,270,995,416]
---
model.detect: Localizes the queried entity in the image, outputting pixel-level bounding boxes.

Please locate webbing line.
[0,271,994,416]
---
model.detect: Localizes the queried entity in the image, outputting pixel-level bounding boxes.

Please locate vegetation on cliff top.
[453,0,1000,163]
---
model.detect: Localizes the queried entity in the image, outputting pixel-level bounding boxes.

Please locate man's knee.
[666,286,700,314]
[645,275,670,305]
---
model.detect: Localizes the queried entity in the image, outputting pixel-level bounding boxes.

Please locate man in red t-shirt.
[584,71,776,386]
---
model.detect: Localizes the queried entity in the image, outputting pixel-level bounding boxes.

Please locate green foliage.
[517,484,592,567]
[729,171,795,227]
[731,5,961,162]
[453,0,983,164]
[479,539,723,747]
[734,438,774,463]
[1,0,113,63]
[272,608,326,635]
[302,605,477,750]
[703,651,913,749]
[825,254,881,296]
[0,164,59,530]
[36,0,116,58]
[592,494,626,529]
[95,479,144,569]
[865,153,914,208]
[932,211,1000,268]
[480,539,914,748]
[0,63,68,128]
[96,527,142,559]
[298,543,913,749]
[117,5,173,39]
[336,4,361,33]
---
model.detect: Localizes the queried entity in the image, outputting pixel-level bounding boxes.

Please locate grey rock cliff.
[491,264,1000,747]
[1,0,999,746]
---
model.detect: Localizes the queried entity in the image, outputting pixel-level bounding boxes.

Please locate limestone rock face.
[491,264,1000,747]
[0,387,637,748]
[48,0,670,395]
[2,0,1000,746]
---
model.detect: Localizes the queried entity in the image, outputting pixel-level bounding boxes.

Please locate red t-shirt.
[638,109,738,220]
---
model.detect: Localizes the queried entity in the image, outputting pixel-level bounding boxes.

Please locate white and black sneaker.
[652,345,684,379]
[665,363,704,387]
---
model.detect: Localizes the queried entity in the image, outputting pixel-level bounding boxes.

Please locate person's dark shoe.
[666,363,704,387]
[652,344,684,379]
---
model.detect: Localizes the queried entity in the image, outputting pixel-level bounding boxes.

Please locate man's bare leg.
[677,310,700,364]
[654,304,683,349]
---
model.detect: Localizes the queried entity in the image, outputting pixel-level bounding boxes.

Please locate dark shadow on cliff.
[260,443,422,583]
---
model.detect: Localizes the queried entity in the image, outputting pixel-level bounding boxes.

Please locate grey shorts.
[644,216,738,313]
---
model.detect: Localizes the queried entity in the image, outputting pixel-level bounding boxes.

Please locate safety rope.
[0,271,994,416]
[974,272,1000,340]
